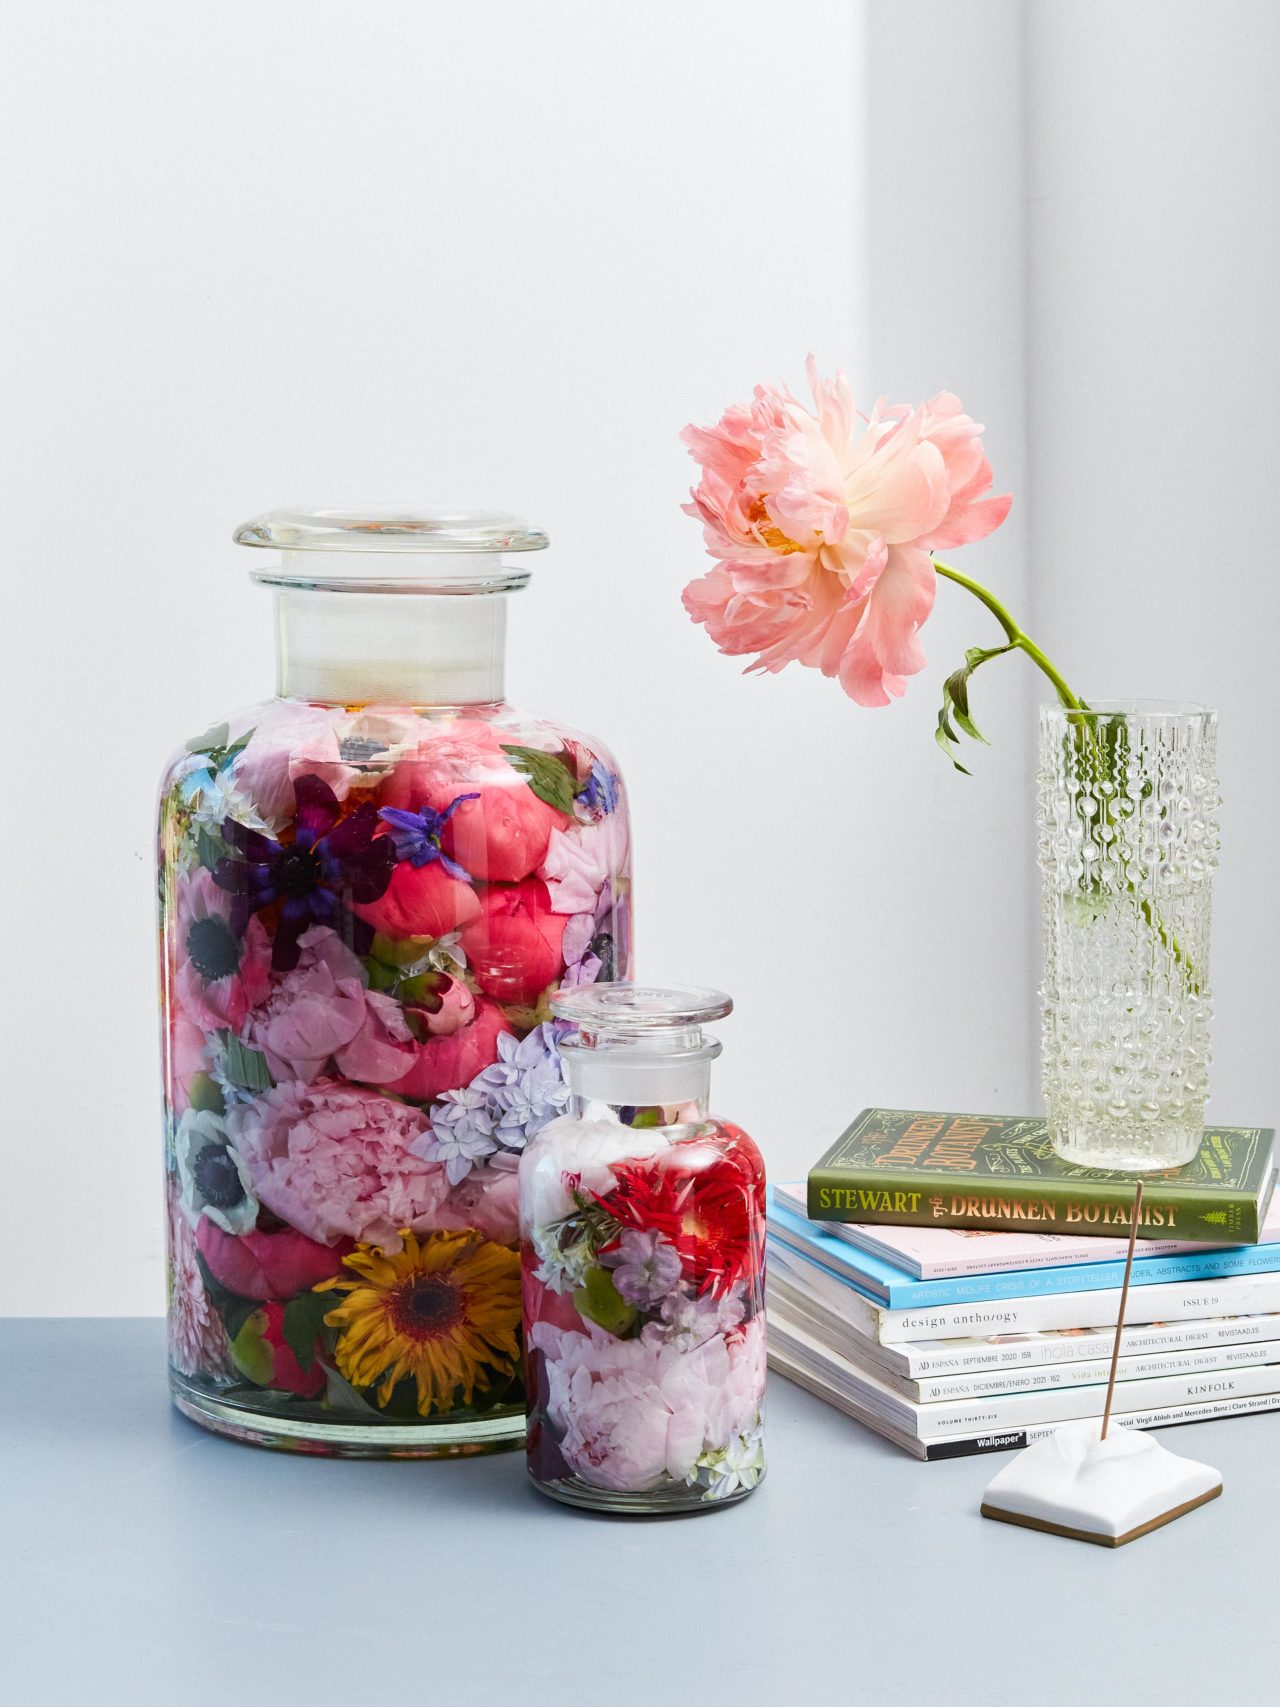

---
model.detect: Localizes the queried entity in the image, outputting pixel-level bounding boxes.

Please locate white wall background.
[1,0,1275,1315]
[1026,0,1280,1144]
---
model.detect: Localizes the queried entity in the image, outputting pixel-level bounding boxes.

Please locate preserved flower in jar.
[158,509,633,1455]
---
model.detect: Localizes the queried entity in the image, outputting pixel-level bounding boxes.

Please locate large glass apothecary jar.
[157,509,633,1456]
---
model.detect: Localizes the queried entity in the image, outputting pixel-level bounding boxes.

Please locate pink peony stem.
[932,558,1084,712]
[936,557,1204,993]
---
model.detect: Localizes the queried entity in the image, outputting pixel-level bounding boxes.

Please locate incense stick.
[1100,1181,1144,1441]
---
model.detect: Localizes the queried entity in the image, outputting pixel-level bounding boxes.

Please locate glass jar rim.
[235,507,546,594]
[552,990,730,1065]
[234,507,548,554]
[553,984,733,1033]
[1040,699,1216,723]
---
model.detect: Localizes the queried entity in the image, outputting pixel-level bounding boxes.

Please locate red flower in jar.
[352,854,481,941]
[383,997,513,1101]
[196,1217,350,1301]
[380,724,565,883]
[461,879,568,1007]
[595,1127,765,1299]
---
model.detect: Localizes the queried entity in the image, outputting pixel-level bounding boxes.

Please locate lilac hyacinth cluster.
[412,1023,570,1184]
[602,1229,683,1308]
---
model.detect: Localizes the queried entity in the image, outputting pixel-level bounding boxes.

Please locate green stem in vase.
[933,560,1083,710]
[931,558,1202,995]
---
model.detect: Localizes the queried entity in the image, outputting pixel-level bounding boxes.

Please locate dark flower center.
[589,931,616,982]
[393,1275,464,1340]
[273,846,321,898]
[191,1143,246,1210]
[186,915,242,983]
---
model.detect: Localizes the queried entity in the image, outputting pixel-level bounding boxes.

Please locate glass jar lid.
[553,984,731,1100]
[553,984,731,1056]
[234,507,547,592]
[553,985,732,1033]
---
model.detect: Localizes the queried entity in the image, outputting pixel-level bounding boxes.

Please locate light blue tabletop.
[1,1319,1274,1706]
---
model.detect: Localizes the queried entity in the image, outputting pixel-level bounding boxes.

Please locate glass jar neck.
[273,586,508,706]
[567,1089,712,1124]
[561,1043,716,1123]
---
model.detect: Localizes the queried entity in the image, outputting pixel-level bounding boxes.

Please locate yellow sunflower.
[318,1229,521,1416]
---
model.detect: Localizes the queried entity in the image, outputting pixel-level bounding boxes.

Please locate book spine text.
[807,1167,1260,1244]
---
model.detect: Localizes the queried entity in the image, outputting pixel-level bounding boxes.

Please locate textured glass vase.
[1038,702,1219,1171]
[157,509,633,1456]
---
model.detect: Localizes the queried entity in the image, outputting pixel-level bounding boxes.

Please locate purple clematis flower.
[213,774,395,971]
[576,760,619,817]
[376,792,479,879]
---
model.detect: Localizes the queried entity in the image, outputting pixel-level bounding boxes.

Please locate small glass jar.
[520,985,767,1512]
[157,509,633,1456]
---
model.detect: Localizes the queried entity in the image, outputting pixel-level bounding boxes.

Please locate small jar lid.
[234,507,547,592]
[553,985,732,1036]
[553,984,731,1102]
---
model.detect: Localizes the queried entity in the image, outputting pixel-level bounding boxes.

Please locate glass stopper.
[552,983,731,1054]
[233,507,549,554]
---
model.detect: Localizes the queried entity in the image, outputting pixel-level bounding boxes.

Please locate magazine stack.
[767,1110,1279,1459]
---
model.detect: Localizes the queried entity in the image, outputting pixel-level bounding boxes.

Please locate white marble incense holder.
[981,1178,1224,1546]
[981,1417,1222,1547]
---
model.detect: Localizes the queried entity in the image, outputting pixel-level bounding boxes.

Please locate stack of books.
[767,1108,1279,1460]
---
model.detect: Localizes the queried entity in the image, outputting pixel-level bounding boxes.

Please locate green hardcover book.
[807,1110,1276,1244]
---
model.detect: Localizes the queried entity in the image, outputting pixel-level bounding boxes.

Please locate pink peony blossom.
[702,1314,767,1448]
[352,850,481,941]
[230,703,423,828]
[412,973,476,1038]
[560,912,604,988]
[522,1268,585,1334]
[228,1078,450,1250]
[437,1152,521,1245]
[539,816,628,917]
[196,1216,350,1300]
[381,721,565,883]
[529,1314,766,1493]
[168,1002,210,1115]
[681,360,1010,707]
[231,701,356,826]
[461,879,568,1006]
[239,925,415,1086]
[166,1182,230,1377]
[174,867,272,1033]
[385,719,506,790]
[383,996,513,1102]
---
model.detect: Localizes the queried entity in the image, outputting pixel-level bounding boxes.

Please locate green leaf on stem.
[185,724,253,772]
[572,1266,637,1337]
[500,744,577,815]
[935,643,1015,773]
[187,1072,226,1115]
[318,1362,385,1417]
[195,824,229,871]
[219,1033,275,1093]
[281,1290,333,1374]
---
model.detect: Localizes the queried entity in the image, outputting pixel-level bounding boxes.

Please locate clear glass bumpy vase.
[1038,701,1219,1172]
[520,985,767,1513]
[157,509,633,1456]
